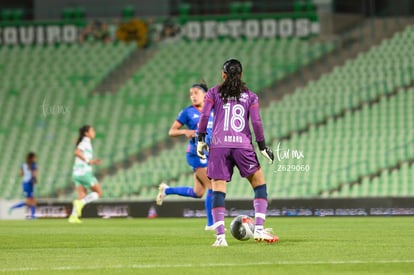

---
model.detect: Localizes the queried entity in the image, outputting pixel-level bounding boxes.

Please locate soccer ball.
[229,215,255,241]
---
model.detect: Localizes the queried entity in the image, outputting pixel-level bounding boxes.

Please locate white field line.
[1,259,414,272]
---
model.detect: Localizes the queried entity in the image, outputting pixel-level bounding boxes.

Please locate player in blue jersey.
[156,83,214,230]
[197,59,278,246]
[68,125,103,224]
[9,152,38,219]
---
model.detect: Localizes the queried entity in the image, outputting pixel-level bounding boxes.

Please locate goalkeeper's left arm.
[250,103,274,164]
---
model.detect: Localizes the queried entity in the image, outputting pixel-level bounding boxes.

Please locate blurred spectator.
[79,20,111,43]
[161,17,179,40]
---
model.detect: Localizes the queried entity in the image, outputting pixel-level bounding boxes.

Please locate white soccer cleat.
[156,182,169,206]
[212,234,228,247]
[254,228,279,243]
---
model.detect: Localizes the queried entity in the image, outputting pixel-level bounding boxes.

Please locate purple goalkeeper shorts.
[207,147,260,182]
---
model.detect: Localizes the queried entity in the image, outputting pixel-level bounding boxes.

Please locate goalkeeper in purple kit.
[197,59,279,247]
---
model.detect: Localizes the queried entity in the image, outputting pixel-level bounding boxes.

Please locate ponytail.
[76,125,91,146]
[219,59,247,103]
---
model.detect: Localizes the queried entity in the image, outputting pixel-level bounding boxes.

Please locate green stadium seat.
[229,2,241,14]
[178,3,191,17]
[1,9,12,21]
[240,2,253,14]
[61,8,73,20]
[73,7,85,20]
[11,9,24,22]
[122,5,135,19]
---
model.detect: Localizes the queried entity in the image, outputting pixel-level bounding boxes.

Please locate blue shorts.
[23,181,34,198]
[186,152,208,171]
[207,147,260,182]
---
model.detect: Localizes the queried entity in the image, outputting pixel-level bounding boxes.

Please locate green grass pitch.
[1,217,414,274]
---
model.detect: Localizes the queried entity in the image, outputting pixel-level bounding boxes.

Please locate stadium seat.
[11,9,24,22]
[229,2,242,15]
[1,9,12,21]
[122,5,135,19]
[178,3,191,17]
[61,8,73,20]
[73,7,85,20]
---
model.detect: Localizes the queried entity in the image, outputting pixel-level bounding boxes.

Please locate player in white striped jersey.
[68,125,103,224]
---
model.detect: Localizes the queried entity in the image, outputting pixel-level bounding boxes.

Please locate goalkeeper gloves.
[257,141,274,165]
[197,133,209,160]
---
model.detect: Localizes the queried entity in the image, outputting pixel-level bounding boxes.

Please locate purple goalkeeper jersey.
[198,85,265,150]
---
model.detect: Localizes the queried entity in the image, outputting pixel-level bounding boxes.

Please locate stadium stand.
[263,87,413,198]
[125,25,414,200]
[261,24,414,139]
[0,43,137,198]
[1,11,412,201]
[92,38,334,199]
[0,37,332,199]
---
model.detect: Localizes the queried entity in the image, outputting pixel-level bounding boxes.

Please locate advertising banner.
[0,24,79,46]
[20,197,414,220]
[0,12,319,46]
[179,17,319,40]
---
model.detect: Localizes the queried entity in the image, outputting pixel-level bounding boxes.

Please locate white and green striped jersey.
[73,137,93,176]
